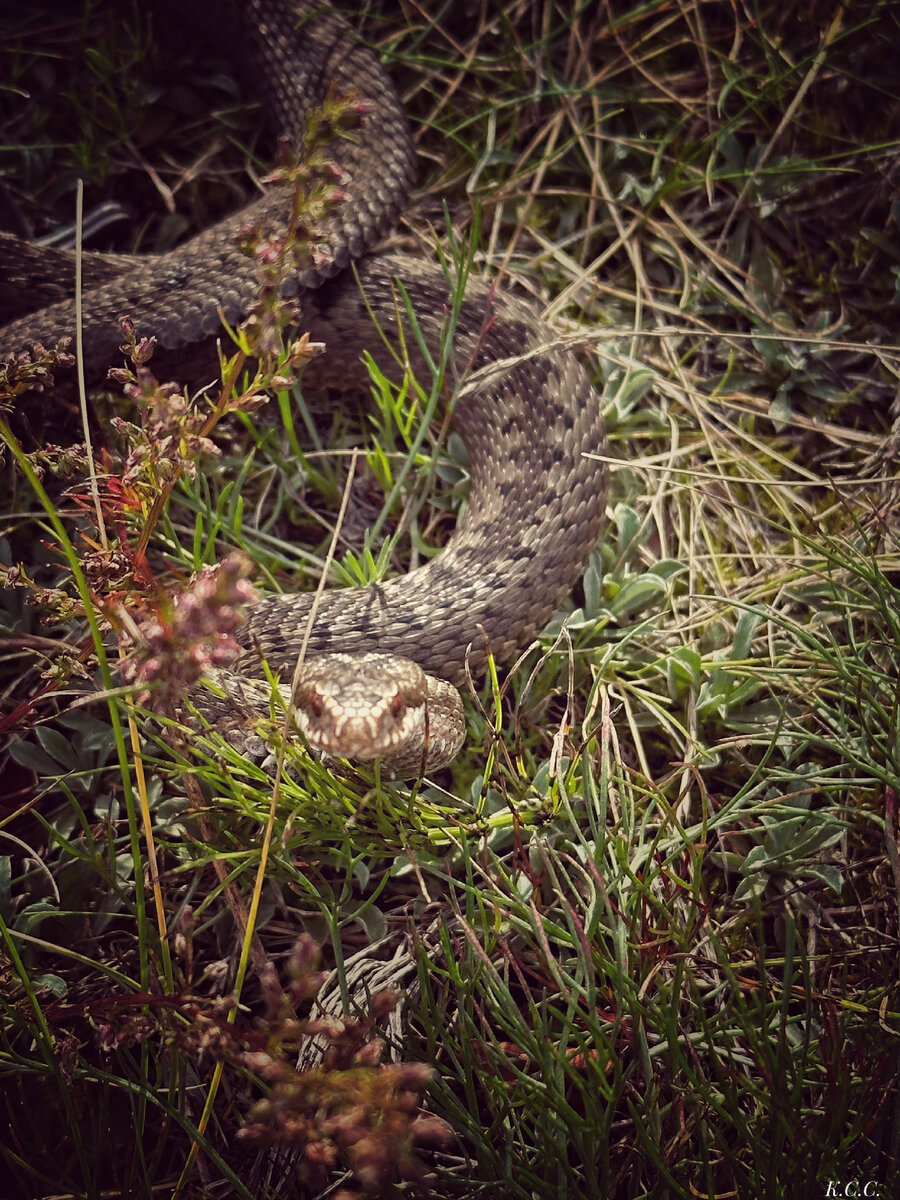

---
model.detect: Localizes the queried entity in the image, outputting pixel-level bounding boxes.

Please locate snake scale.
[0,0,608,776]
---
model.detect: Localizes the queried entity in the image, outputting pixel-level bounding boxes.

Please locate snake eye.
[308,694,324,718]
[390,693,405,718]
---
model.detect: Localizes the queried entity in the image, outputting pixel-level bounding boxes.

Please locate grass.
[2,0,900,1197]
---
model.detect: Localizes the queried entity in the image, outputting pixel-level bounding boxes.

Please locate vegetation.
[1,0,899,1196]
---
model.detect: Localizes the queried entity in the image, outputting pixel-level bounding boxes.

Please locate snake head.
[291,651,465,777]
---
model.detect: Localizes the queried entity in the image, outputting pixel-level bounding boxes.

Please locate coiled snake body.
[1,0,608,775]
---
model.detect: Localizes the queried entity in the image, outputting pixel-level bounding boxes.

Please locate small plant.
[235,938,450,1196]
[712,772,847,903]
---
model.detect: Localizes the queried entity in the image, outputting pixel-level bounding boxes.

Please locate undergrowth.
[1,1,899,1198]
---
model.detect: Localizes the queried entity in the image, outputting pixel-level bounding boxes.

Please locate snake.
[0,0,608,776]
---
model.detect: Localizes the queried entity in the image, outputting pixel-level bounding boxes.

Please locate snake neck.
[240,253,608,689]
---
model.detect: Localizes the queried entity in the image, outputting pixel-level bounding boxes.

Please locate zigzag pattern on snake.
[0,0,608,776]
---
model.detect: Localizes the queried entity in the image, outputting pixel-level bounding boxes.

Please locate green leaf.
[742,844,771,873]
[608,574,668,619]
[582,553,604,617]
[730,610,762,661]
[650,559,685,582]
[34,973,68,998]
[734,873,770,902]
[801,863,845,894]
[35,725,78,770]
[666,647,702,698]
[613,505,642,553]
[8,738,62,776]
[15,900,61,933]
